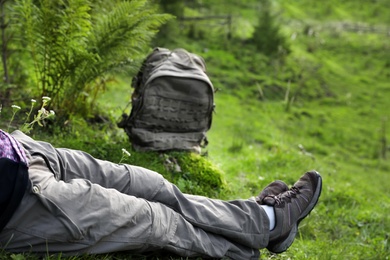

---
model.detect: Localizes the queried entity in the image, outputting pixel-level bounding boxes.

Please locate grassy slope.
[2,0,389,259]
[202,1,390,259]
[87,1,390,259]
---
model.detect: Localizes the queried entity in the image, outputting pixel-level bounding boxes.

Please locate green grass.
[1,0,390,259]
[207,93,389,259]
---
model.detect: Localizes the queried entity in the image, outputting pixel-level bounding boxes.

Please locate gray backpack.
[118,47,215,153]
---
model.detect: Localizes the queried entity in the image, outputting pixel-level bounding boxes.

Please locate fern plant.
[10,0,172,117]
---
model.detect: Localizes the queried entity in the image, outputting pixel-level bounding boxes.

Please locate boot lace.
[273,186,300,206]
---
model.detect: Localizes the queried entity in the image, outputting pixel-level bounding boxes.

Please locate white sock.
[261,205,276,230]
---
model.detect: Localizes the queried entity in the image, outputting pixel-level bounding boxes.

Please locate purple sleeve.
[0,129,28,166]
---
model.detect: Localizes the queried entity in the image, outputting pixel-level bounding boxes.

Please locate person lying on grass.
[0,129,322,259]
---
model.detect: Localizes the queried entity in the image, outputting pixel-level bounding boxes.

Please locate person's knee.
[125,165,165,200]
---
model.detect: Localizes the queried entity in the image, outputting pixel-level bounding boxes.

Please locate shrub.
[250,0,290,56]
[8,0,172,118]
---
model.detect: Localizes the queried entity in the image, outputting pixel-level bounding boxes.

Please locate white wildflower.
[39,107,48,116]
[42,96,51,101]
[31,99,37,103]
[49,110,55,115]
[11,105,21,110]
[121,148,131,157]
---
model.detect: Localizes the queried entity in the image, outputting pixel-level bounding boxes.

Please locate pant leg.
[0,155,259,259]
[55,148,270,249]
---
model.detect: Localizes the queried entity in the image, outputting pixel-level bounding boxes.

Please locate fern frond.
[67,0,172,103]
[10,0,172,117]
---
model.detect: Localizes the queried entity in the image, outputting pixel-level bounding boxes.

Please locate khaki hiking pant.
[0,131,269,259]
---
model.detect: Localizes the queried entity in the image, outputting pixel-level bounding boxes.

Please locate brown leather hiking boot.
[255,180,289,205]
[267,171,322,254]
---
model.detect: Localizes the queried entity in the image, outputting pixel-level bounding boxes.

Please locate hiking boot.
[255,180,289,206]
[268,171,322,254]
